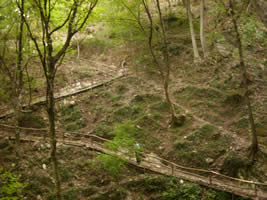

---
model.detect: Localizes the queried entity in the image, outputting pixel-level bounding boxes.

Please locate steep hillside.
[0,0,266,199]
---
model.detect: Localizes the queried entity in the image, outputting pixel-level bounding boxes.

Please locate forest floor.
[0,2,267,200]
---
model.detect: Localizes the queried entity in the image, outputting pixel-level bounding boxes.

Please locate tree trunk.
[186,0,201,62]
[14,101,21,156]
[155,0,184,126]
[14,0,25,156]
[229,0,258,160]
[200,0,207,57]
[47,74,63,200]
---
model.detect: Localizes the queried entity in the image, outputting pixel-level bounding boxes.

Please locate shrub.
[0,168,26,200]
[105,121,139,152]
[221,152,250,177]
[162,183,202,200]
[60,105,86,131]
[19,113,46,128]
[93,155,125,179]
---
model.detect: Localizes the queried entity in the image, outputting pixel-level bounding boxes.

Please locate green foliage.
[202,189,232,200]
[105,121,138,152]
[60,105,86,131]
[19,113,46,128]
[150,101,169,113]
[59,167,73,182]
[221,152,250,177]
[224,90,244,105]
[0,168,26,200]
[239,14,266,48]
[63,188,80,200]
[174,86,223,104]
[233,118,249,129]
[93,154,125,179]
[95,123,114,138]
[174,141,190,150]
[94,121,142,178]
[171,124,230,168]
[95,0,146,42]
[187,124,217,143]
[162,183,202,200]
[113,106,141,121]
[81,186,98,197]
[81,37,114,54]
[135,115,160,132]
[0,76,11,102]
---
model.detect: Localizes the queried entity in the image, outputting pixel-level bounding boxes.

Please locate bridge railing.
[1,123,267,198]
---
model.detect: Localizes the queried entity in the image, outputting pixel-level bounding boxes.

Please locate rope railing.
[1,123,267,199]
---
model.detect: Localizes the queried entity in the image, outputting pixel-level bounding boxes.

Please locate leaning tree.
[16,0,98,199]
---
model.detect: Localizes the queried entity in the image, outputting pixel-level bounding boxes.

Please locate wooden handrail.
[1,122,267,189]
[4,134,267,199]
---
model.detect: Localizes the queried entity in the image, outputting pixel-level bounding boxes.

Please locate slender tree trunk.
[14,101,21,156]
[200,0,207,57]
[229,0,258,160]
[186,0,201,62]
[47,71,63,200]
[14,0,25,156]
[155,0,177,123]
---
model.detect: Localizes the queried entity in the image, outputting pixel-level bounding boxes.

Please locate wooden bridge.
[1,124,267,200]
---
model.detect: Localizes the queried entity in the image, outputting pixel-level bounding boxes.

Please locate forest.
[0,0,266,199]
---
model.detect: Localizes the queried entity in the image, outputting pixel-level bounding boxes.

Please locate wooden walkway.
[0,68,126,119]
[1,127,266,200]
